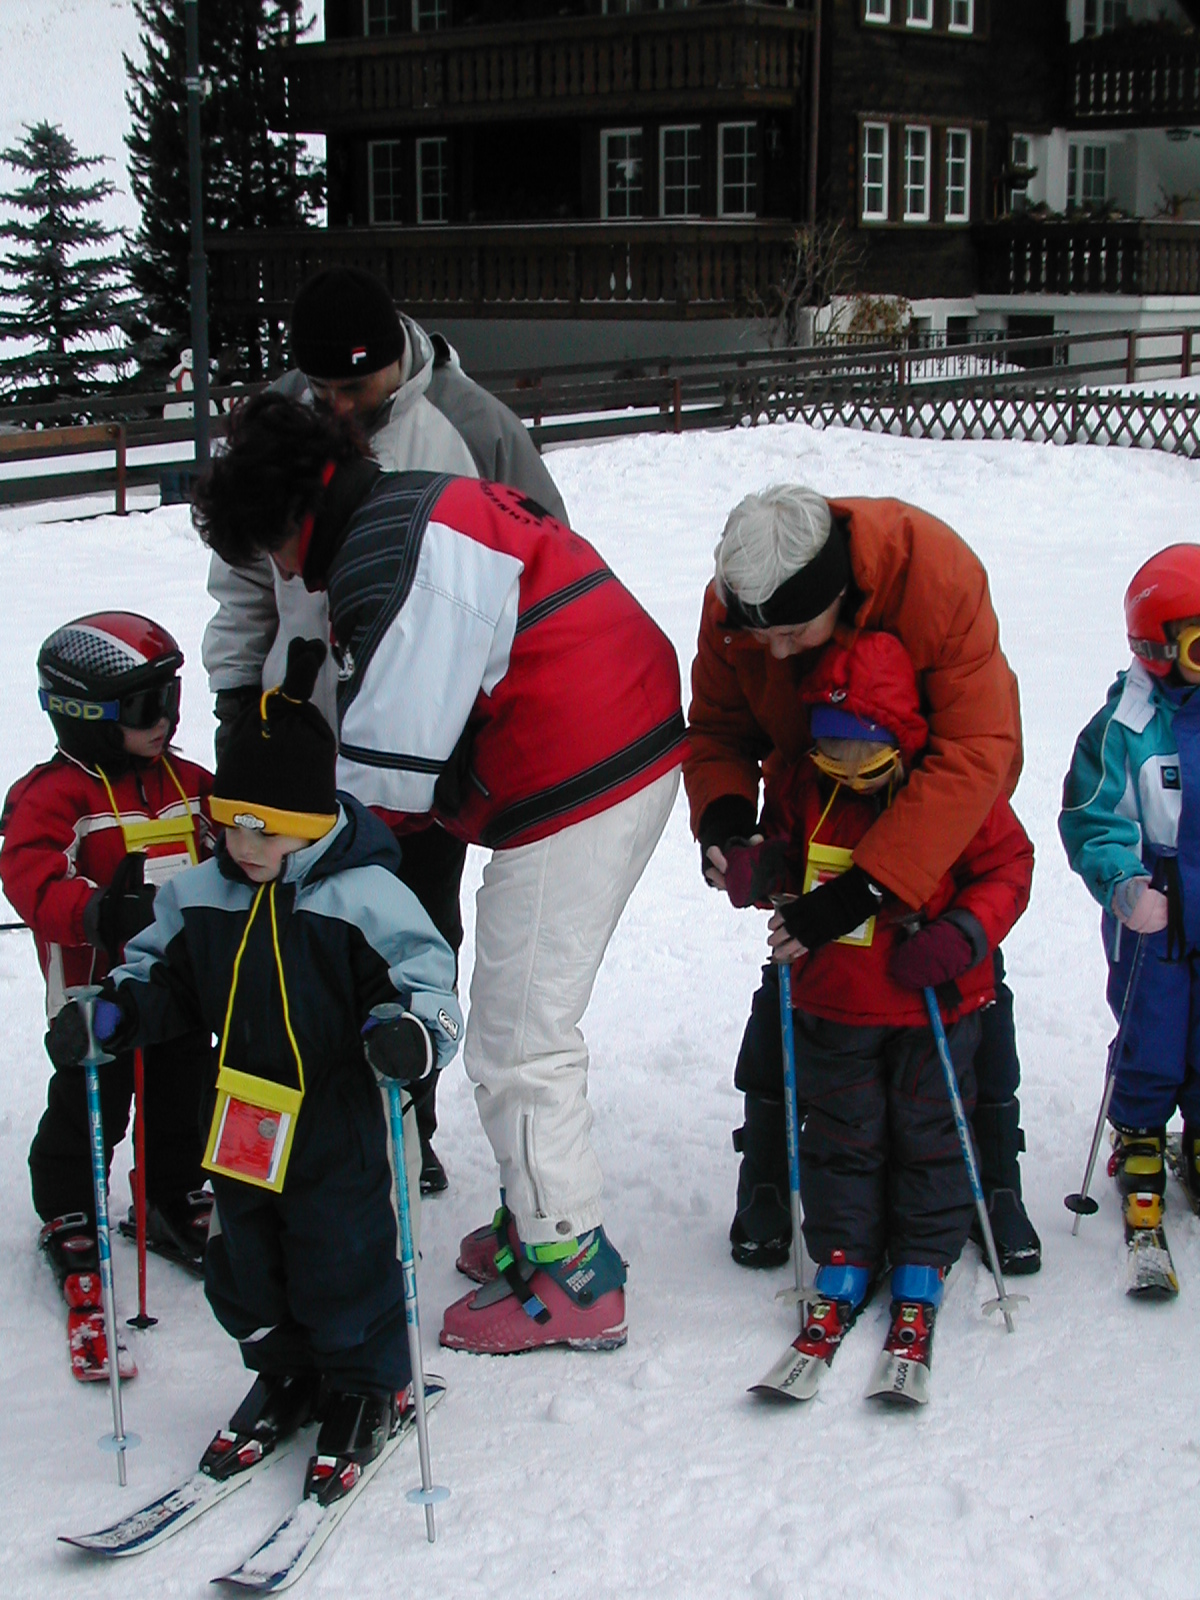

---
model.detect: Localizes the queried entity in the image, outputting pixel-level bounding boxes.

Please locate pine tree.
[0,122,131,404]
[124,0,324,380]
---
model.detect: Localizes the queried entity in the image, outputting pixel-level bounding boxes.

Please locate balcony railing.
[274,6,811,131]
[1071,29,1200,125]
[208,220,798,320]
[978,219,1200,297]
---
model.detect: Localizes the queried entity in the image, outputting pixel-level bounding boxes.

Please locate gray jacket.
[202,318,568,729]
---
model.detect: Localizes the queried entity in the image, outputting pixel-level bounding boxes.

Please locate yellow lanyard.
[96,757,199,865]
[216,882,305,1094]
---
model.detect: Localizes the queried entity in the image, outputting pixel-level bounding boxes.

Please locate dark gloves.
[889,913,985,991]
[213,686,261,766]
[82,853,157,963]
[697,795,758,884]
[724,838,790,909]
[780,865,882,952]
[45,986,138,1070]
[363,1010,434,1085]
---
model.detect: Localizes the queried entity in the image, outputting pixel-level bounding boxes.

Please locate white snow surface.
[2,420,1200,1599]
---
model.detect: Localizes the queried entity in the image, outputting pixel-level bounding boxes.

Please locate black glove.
[213,686,261,766]
[82,854,157,963]
[780,865,883,952]
[363,1011,434,1084]
[697,795,758,884]
[45,986,137,1070]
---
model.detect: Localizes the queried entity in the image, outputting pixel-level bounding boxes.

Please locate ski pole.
[75,987,140,1483]
[1065,932,1147,1235]
[774,930,807,1314]
[375,1008,448,1543]
[127,1049,156,1330]
[924,987,1027,1333]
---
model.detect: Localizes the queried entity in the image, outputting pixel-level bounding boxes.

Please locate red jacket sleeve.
[0,765,97,948]
[946,796,1034,953]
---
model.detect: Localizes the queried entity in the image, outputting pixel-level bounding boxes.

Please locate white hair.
[714,484,833,608]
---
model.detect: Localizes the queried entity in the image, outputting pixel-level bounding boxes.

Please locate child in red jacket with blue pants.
[0,613,215,1278]
[725,631,1033,1381]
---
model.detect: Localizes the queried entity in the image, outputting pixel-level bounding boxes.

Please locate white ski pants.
[464,767,679,1245]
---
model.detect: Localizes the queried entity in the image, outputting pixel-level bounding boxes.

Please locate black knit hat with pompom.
[210,639,337,840]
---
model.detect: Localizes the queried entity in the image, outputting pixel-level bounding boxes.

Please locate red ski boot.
[455,1204,518,1283]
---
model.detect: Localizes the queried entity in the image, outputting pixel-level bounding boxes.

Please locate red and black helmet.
[1125,545,1200,677]
[37,612,184,766]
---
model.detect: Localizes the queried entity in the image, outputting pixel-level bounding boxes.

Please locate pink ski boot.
[441,1228,628,1354]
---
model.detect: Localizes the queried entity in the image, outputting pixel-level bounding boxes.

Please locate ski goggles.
[1131,624,1200,673]
[38,676,180,729]
[809,741,901,792]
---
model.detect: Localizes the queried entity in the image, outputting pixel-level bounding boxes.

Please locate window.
[864,0,890,19]
[944,128,970,221]
[718,123,756,217]
[862,123,888,220]
[365,0,404,32]
[903,125,931,220]
[1010,134,1032,211]
[368,140,404,224]
[906,0,932,27]
[601,128,644,219]
[1068,142,1108,208]
[416,137,448,223]
[413,0,448,28]
[948,0,973,30]
[660,125,701,218]
[1083,0,1128,35]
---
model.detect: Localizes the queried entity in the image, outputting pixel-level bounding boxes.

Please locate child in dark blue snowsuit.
[1061,544,1200,1236]
[49,639,462,1491]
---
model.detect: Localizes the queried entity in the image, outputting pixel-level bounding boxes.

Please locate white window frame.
[864,0,891,20]
[906,0,933,28]
[659,124,701,219]
[861,122,889,221]
[1081,143,1108,206]
[364,0,404,33]
[368,139,404,224]
[944,127,970,222]
[903,125,931,221]
[717,122,756,219]
[412,0,448,28]
[948,0,973,31]
[416,136,449,224]
[601,127,644,220]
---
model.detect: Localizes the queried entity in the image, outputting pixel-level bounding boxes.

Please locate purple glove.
[723,839,790,909]
[888,919,977,991]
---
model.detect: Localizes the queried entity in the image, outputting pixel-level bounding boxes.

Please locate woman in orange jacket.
[684,484,1040,1276]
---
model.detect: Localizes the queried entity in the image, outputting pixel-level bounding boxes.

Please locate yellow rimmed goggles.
[809,742,902,794]
[1132,623,1200,673]
[202,880,304,1193]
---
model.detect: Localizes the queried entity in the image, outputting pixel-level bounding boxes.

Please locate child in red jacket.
[1,613,215,1283]
[725,631,1033,1394]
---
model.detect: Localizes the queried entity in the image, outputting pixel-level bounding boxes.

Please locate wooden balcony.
[978,219,1200,296]
[273,7,812,132]
[1070,29,1200,126]
[208,220,798,320]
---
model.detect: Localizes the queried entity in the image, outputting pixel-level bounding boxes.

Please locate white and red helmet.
[1126,545,1200,677]
[38,612,183,764]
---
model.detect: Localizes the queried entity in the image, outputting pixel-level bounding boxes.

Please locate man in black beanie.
[203,266,567,1197]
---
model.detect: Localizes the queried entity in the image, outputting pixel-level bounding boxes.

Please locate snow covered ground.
[2,420,1200,1599]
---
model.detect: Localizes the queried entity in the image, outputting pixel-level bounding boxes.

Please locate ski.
[68,1295,137,1384]
[865,1301,936,1406]
[1165,1134,1200,1216]
[750,1296,860,1402]
[1124,1220,1179,1298]
[59,1431,309,1557]
[212,1379,446,1593]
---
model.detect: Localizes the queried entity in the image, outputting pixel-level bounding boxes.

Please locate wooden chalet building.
[207,0,1200,365]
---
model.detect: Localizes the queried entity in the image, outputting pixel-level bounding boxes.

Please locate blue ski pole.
[74,986,140,1482]
[375,1008,449,1543]
[776,947,807,1313]
[924,987,1027,1333]
[1065,931,1147,1235]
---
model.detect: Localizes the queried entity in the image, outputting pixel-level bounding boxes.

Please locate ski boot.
[970,1100,1041,1275]
[39,1211,98,1291]
[456,1201,519,1282]
[729,1093,792,1269]
[120,1189,213,1276]
[419,1140,448,1197]
[1109,1125,1167,1231]
[751,1255,874,1401]
[199,1371,321,1483]
[303,1389,399,1508]
[1176,1124,1200,1214]
[866,1264,943,1406]
[441,1226,628,1354]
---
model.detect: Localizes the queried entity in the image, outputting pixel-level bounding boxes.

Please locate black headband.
[723,523,850,630]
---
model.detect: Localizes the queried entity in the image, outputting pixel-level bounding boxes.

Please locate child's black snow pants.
[794,1007,981,1271]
